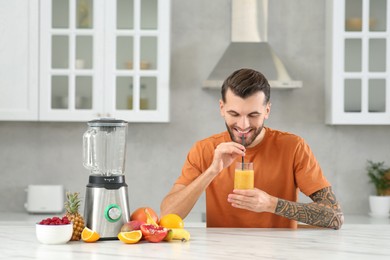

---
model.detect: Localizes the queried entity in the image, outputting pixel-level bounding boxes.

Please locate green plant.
[366,160,390,196]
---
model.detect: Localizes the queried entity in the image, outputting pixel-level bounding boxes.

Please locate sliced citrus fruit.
[81,227,100,243]
[159,214,184,229]
[144,208,159,227]
[118,230,142,244]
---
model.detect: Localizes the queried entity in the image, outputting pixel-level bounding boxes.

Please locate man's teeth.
[237,129,250,134]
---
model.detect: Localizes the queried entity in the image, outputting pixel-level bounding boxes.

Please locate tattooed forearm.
[274,187,344,229]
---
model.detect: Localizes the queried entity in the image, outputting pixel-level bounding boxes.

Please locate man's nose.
[237,116,250,129]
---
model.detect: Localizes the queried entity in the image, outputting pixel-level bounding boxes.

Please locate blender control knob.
[109,207,121,219]
[104,204,122,222]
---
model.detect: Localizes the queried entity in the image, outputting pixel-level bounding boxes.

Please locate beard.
[225,122,264,147]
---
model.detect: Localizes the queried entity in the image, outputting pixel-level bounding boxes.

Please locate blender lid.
[87,118,128,127]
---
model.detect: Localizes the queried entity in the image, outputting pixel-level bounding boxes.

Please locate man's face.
[220,89,270,148]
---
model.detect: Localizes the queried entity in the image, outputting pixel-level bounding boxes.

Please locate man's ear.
[264,102,271,119]
[219,99,225,117]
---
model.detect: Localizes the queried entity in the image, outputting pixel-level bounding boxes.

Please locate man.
[161,68,344,229]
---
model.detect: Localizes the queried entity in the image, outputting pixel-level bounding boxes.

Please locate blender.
[82,118,130,239]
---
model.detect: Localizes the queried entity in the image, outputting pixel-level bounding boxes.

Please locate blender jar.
[83,118,128,176]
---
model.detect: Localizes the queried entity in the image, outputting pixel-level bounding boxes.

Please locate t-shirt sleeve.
[174,142,204,186]
[293,139,331,196]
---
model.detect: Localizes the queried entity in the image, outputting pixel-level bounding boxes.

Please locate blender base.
[84,176,130,239]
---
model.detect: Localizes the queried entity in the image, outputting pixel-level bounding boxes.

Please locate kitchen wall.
[1,0,390,219]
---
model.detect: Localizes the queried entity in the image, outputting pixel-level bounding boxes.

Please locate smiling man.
[160,68,344,229]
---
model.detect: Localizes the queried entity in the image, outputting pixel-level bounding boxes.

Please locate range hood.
[203,0,302,89]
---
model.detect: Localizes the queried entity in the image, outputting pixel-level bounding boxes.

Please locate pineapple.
[65,192,85,241]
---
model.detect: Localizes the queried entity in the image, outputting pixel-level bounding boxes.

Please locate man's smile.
[234,127,252,137]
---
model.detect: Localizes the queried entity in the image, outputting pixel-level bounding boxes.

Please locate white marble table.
[1,223,390,259]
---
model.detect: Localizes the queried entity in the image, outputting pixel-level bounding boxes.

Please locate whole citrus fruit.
[159,213,184,229]
[130,207,158,223]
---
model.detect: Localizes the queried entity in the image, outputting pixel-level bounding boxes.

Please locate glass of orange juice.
[234,162,254,189]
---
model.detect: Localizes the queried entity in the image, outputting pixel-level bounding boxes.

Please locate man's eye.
[228,113,239,117]
[248,114,261,118]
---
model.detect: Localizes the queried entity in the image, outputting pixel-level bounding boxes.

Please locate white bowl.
[36,223,73,245]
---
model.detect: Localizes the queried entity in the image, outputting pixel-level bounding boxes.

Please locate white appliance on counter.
[24,185,64,213]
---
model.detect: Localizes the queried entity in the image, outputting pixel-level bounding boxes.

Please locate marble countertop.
[1,214,390,259]
[1,213,389,226]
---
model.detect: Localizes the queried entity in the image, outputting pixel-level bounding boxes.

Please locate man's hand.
[227,187,344,230]
[227,188,277,213]
[161,142,245,218]
[209,142,246,174]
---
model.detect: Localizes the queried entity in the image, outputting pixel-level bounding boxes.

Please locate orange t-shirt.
[175,127,330,228]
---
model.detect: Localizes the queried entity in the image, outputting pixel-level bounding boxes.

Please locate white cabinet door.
[104,0,170,122]
[326,0,390,125]
[0,0,38,120]
[39,0,105,122]
[39,0,170,122]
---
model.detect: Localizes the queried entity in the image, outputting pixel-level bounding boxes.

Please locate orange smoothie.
[234,169,254,189]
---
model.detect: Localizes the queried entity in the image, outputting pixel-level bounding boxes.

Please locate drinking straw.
[241,135,245,170]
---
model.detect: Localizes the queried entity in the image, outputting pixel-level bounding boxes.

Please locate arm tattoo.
[274,187,344,229]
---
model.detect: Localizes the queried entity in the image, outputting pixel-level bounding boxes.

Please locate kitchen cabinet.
[326,0,390,125]
[0,0,170,122]
[39,0,170,122]
[0,0,170,123]
[0,0,39,120]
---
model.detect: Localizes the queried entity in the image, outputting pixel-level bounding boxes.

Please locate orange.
[81,227,100,243]
[118,230,142,244]
[159,214,184,229]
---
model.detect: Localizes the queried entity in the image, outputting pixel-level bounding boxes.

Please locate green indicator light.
[104,204,122,223]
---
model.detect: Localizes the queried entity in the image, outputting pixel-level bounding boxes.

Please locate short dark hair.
[221,68,270,104]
